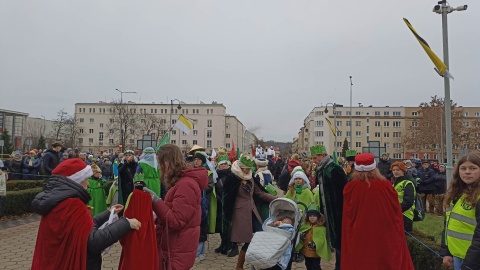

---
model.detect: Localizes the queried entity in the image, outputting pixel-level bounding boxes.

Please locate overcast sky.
[1,0,478,142]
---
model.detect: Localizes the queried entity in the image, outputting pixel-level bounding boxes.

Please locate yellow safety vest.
[445,195,479,259]
[393,179,415,221]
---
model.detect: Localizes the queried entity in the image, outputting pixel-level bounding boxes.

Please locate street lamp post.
[324,103,338,156]
[115,89,137,150]
[349,76,353,148]
[432,0,467,185]
[169,99,182,131]
[40,115,46,134]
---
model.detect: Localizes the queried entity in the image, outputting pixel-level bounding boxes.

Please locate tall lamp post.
[349,76,353,148]
[40,115,46,134]
[433,0,467,185]
[169,99,182,131]
[324,103,338,155]
[115,89,137,150]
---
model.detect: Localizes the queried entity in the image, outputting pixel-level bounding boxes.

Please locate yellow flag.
[175,114,193,135]
[403,18,453,79]
[325,117,337,137]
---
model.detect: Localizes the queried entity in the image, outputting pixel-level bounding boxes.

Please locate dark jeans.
[335,249,341,270]
[305,257,322,270]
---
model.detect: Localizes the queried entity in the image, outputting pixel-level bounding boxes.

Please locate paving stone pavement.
[0,218,336,270]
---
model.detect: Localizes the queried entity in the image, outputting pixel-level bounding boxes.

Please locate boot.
[236,249,246,270]
[228,243,239,257]
[214,239,226,254]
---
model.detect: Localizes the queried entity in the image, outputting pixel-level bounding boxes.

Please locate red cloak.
[119,189,158,270]
[341,179,414,270]
[31,198,93,270]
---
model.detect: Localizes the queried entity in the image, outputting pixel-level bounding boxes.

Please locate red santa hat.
[354,153,377,172]
[52,158,93,184]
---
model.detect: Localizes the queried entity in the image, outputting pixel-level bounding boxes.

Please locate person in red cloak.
[31,158,141,270]
[143,144,208,270]
[341,153,414,270]
[119,187,158,270]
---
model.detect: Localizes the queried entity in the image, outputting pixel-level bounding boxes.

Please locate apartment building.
[74,101,256,154]
[294,105,480,161]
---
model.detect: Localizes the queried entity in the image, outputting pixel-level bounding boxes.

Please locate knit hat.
[390,161,407,174]
[52,158,93,184]
[439,163,446,168]
[62,152,69,156]
[254,157,268,167]
[124,150,135,155]
[289,171,311,189]
[306,203,321,218]
[354,153,377,172]
[194,151,207,164]
[403,159,412,165]
[291,166,304,177]
[345,150,357,161]
[238,154,255,169]
[216,154,230,167]
[310,145,327,156]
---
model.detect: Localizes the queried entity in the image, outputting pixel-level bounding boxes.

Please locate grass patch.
[413,213,445,244]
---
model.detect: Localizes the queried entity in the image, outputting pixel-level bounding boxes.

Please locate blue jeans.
[453,256,463,270]
[197,241,205,257]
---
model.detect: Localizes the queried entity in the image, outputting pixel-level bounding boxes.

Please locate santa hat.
[52,158,93,184]
[354,153,377,172]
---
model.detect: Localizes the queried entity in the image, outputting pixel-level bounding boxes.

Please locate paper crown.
[217,154,229,163]
[134,173,145,182]
[239,154,256,168]
[346,150,357,157]
[217,146,228,156]
[124,150,135,155]
[310,145,327,156]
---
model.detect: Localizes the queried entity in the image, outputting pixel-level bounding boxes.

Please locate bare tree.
[23,120,44,150]
[64,115,83,149]
[53,109,69,141]
[139,112,168,141]
[104,100,141,149]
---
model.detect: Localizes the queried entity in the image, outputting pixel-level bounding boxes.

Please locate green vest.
[445,195,479,259]
[393,179,415,221]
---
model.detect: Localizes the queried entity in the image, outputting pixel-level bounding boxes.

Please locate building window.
[109,118,114,123]
[89,129,94,133]
[226,143,231,148]
[375,111,380,116]
[193,130,198,136]
[346,111,351,116]
[315,131,324,137]
[108,139,114,144]
[207,130,212,138]
[99,123,104,128]
[412,111,418,116]
[374,121,381,127]
[141,119,146,124]
[207,120,212,127]
[346,131,351,137]
[355,142,361,147]
[384,142,390,148]
[88,138,93,143]
[474,112,480,117]
[128,139,134,144]
[355,121,361,126]
[99,132,104,141]
[463,112,469,117]
[79,129,84,134]
[78,138,83,143]
[374,132,381,138]
[412,121,418,127]
[226,134,231,138]
[393,143,401,149]
[346,121,351,127]
[336,131,342,137]
[171,130,176,135]
[315,111,324,116]
[109,129,113,134]
[80,118,84,123]
[463,122,470,127]
[393,132,402,137]
[393,153,402,159]
[315,121,323,127]
[182,140,187,145]
[206,140,212,148]
[171,140,176,145]
[383,132,389,137]
[356,111,361,116]
[130,129,135,134]
[334,111,342,116]
[393,121,401,127]
[193,140,198,145]
[384,111,390,116]
[393,111,401,116]
[355,131,361,137]
[384,121,390,127]
[336,121,342,127]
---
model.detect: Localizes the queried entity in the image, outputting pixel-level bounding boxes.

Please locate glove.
[143,187,160,203]
[299,232,306,240]
[307,242,316,249]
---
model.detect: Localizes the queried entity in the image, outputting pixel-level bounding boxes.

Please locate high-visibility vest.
[393,179,415,221]
[445,195,479,259]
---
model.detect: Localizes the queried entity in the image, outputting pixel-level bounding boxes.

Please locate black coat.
[377,158,392,179]
[434,171,447,194]
[417,167,436,192]
[31,175,131,270]
[118,161,137,205]
[7,158,23,180]
[393,177,415,232]
[42,149,60,176]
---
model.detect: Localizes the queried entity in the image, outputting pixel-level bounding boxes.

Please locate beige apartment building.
[294,105,480,161]
[74,101,257,154]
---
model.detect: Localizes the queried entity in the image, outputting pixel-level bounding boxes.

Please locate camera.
[455,5,467,11]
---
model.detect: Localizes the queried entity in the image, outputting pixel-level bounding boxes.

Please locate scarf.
[317,155,333,175]
[231,161,252,184]
[294,184,304,195]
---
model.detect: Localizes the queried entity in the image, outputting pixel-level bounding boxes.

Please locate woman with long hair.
[440,152,480,270]
[143,144,208,270]
[341,153,414,270]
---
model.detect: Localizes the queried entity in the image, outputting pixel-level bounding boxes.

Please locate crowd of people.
[1,140,479,270]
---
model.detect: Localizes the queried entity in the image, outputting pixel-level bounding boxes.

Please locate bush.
[6,180,45,191]
[1,187,43,216]
[406,229,453,270]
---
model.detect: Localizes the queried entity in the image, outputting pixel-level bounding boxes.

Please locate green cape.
[87,178,107,216]
[295,223,332,261]
[285,188,314,213]
[139,163,161,196]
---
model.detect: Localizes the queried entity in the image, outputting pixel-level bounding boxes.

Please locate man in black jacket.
[417,160,436,212]
[42,141,62,176]
[118,150,137,206]
[377,153,392,180]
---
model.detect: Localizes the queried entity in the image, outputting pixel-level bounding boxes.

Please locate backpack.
[413,193,425,221]
[201,190,209,223]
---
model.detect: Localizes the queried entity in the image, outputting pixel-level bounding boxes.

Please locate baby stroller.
[246,198,304,270]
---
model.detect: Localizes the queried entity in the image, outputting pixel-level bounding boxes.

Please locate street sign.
[0,140,4,147]
[26,139,32,146]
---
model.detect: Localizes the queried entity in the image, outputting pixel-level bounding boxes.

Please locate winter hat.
[62,152,69,156]
[291,166,304,177]
[439,163,446,168]
[390,161,407,174]
[306,203,321,218]
[403,159,412,165]
[254,157,268,167]
[354,153,377,172]
[91,163,102,174]
[124,150,135,155]
[289,171,311,189]
[194,151,207,164]
[345,150,357,162]
[310,145,327,156]
[52,158,93,184]
[238,154,255,169]
[216,154,230,167]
